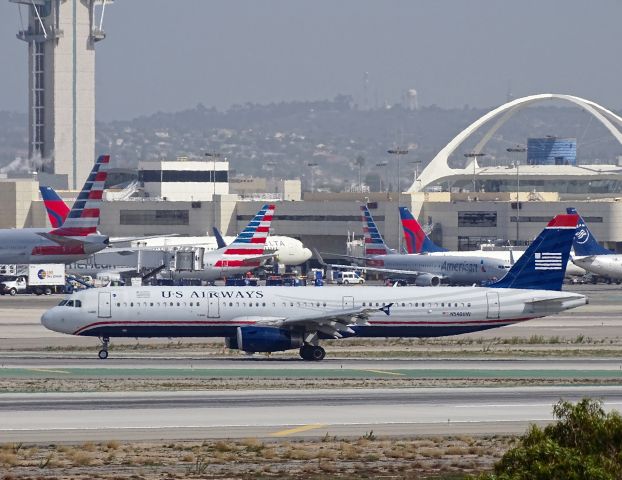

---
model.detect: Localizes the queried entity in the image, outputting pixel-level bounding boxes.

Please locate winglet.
[212,227,227,249]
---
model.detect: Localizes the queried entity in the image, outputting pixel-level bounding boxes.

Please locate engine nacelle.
[414,273,441,287]
[227,326,303,353]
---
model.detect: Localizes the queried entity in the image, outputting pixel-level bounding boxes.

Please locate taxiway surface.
[2,386,622,442]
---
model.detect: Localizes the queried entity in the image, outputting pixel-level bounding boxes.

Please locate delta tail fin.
[361,205,393,256]
[489,214,578,291]
[39,186,70,228]
[49,154,110,237]
[566,207,612,256]
[399,207,446,254]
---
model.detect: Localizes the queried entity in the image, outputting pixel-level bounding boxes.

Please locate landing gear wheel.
[299,345,313,360]
[310,346,325,361]
[98,336,110,360]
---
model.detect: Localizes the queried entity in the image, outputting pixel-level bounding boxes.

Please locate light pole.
[307,162,318,192]
[205,152,224,230]
[388,148,409,253]
[463,152,485,193]
[507,145,526,245]
[376,161,388,192]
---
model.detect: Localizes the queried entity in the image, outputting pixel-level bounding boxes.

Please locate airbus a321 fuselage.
[41,214,586,360]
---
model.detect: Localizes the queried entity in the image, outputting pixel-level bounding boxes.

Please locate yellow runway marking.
[26,368,70,374]
[363,369,405,376]
[270,423,327,437]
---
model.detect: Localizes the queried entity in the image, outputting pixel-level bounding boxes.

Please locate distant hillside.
[1,99,621,191]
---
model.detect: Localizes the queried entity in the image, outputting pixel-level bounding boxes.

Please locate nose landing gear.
[299,344,326,361]
[98,336,110,360]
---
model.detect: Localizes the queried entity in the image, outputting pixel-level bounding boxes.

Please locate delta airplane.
[41,188,312,267]
[41,213,586,361]
[399,207,586,278]
[567,207,622,280]
[0,155,110,264]
[324,205,510,285]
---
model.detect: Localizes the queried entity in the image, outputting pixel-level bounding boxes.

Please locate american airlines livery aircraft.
[325,205,510,285]
[567,207,622,280]
[399,206,586,278]
[41,214,586,361]
[0,155,110,264]
[40,189,312,266]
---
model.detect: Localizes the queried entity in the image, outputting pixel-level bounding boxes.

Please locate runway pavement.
[2,386,622,442]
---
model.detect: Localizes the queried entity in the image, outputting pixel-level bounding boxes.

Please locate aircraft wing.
[108,234,180,245]
[314,249,422,277]
[240,253,277,265]
[255,304,392,338]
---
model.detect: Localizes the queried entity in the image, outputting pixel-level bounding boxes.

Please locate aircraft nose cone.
[41,310,52,330]
[303,248,313,261]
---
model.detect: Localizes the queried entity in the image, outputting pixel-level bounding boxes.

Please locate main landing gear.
[299,344,325,361]
[98,336,110,360]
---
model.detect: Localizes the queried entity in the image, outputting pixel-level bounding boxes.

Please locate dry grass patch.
[67,450,93,466]
[0,451,18,466]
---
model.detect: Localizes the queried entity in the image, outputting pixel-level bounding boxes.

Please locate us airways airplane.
[41,189,312,267]
[0,155,110,264]
[567,207,622,280]
[399,206,586,278]
[41,214,586,361]
[327,205,510,285]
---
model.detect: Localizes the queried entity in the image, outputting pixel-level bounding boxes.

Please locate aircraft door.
[486,292,500,319]
[207,293,220,318]
[98,292,111,318]
[342,296,354,309]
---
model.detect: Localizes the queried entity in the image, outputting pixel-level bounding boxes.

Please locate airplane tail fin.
[50,154,109,237]
[39,186,70,228]
[489,214,578,291]
[360,205,392,256]
[566,207,612,256]
[224,204,275,254]
[399,207,446,254]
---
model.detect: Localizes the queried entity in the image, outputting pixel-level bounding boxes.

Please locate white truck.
[0,264,66,296]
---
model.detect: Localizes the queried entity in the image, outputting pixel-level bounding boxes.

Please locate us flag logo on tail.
[534,252,563,270]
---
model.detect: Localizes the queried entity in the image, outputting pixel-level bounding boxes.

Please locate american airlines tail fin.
[39,186,70,228]
[50,154,110,237]
[213,204,276,268]
[360,205,393,256]
[399,207,446,254]
[566,207,612,256]
[490,214,578,291]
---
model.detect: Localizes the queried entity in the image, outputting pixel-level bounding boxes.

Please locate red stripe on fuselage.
[32,244,85,255]
[223,249,264,255]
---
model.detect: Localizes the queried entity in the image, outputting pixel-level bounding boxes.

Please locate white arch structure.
[409,94,622,192]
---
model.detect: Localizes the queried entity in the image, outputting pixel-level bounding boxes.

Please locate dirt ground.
[1,434,515,479]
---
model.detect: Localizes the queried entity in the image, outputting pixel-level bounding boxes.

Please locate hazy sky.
[0,0,620,120]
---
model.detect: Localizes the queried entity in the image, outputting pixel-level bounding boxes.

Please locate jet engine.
[414,273,441,287]
[226,326,303,353]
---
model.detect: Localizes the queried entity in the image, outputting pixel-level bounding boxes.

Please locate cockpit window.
[58,300,67,306]
[65,300,74,307]
[75,300,81,308]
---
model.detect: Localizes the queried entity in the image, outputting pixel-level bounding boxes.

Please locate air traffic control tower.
[10,0,112,189]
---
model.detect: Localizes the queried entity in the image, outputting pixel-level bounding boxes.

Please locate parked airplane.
[399,206,586,277]
[567,207,622,280]
[0,155,110,264]
[327,205,510,285]
[41,213,585,360]
[41,189,311,267]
